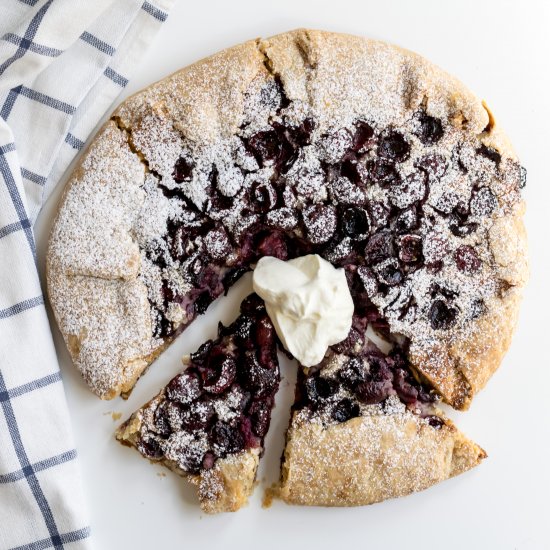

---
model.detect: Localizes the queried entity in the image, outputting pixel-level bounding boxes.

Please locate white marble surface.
[34,1,550,548]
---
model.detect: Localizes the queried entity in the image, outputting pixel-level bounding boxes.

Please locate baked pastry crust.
[278,409,485,506]
[47,29,527,409]
[117,406,259,514]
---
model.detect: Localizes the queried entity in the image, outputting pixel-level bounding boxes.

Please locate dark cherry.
[204,227,232,261]
[166,372,201,404]
[429,299,458,330]
[367,201,391,230]
[426,415,445,429]
[340,159,362,185]
[172,157,193,183]
[257,232,288,260]
[194,291,212,315]
[448,204,478,237]
[202,452,216,470]
[210,421,245,456]
[153,401,173,436]
[291,118,315,146]
[449,217,478,238]
[378,131,410,162]
[416,153,447,179]
[190,340,213,365]
[331,327,365,356]
[138,436,163,459]
[367,159,401,187]
[393,369,419,404]
[477,144,501,165]
[394,206,420,233]
[341,207,369,238]
[398,235,423,263]
[414,112,444,145]
[231,315,255,349]
[354,379,393,405]
[430,283,457,300]
[240,293,266,316]
[180,402,214,432]
[247,130,283,165]
[350,121,375,152]
[470,187,497,217]
[255,316,275,350]
[305,376,339,404]
[339,357,367,388]
[377,262,403,286]
[248,400,271,437]
[454,245,481,273]
[202,357,237,394]
[364,231,394,264]
[239,352,278,397]
[331,398,360,423]
[302,204,337,244]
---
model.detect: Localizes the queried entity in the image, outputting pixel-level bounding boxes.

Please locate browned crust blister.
[46,29,527,510]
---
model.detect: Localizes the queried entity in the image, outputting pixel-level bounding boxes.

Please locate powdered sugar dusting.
[48,30,526,412]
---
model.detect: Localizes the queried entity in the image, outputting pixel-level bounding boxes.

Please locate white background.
[34,1,550,548]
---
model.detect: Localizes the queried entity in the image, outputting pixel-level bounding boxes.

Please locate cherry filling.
[136,294,280,474]
[295,343,439,425]
[137,77,524,405]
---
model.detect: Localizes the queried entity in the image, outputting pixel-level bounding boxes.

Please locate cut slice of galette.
[116,294,280,513]
[278,339,486,506]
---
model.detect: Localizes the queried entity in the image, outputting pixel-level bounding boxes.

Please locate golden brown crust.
[116,408,259,514]
[278,410,485,506]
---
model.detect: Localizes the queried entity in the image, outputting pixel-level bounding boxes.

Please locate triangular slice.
[278,340,485,506]
[116,294,280,513]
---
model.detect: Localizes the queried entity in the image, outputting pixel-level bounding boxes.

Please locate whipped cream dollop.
[252,254,354,367]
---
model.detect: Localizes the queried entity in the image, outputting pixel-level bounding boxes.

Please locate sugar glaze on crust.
[47,30,527,406]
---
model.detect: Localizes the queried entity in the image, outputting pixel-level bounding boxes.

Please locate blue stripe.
[0,152,37,260]
[0,296,43,319]
[0,0,54,77]
[1,87,20,121]
[0,218,31,239]
[21,167,46,186]
[142,1,168,21]
[64,133,84,150]
[18,86,75,114]
[0,449,76,484]
[2,33,62,58]
[104,66,128,88]
[0,142,16,154]
[80,31,115,56]
[9,527,91,550]
[1,372,62,401]
[0,371,63,549]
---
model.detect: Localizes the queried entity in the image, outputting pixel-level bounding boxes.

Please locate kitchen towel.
[0,1,174,548]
